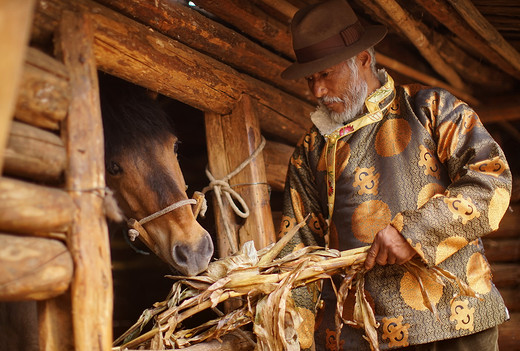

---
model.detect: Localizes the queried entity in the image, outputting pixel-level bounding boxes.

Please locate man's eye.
[321,72,329,78]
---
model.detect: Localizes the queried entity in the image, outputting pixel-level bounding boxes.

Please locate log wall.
[0,0,518,350]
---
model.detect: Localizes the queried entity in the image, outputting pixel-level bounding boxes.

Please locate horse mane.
[98,73,176,159]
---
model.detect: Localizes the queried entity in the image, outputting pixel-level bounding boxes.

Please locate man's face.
[305,58,368,124]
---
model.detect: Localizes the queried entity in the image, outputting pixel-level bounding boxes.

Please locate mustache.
[319,96,343,105]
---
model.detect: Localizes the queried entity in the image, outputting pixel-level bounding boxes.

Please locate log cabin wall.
[0,0,519,350]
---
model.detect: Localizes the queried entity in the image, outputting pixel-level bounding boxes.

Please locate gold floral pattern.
[382,316,411,348]
[449,299,475,331]
[375,118,412,157]
[352,200,391,243]
[353,166,380,195]
[418,145,441,179]
[443,194,480,224]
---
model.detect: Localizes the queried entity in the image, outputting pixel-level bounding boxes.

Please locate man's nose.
[310,81,327,98]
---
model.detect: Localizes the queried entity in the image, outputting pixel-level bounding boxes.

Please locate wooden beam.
[263,140,293,192]
[375,52,479,106]
[15,47,70,131]
[57,10,112,351]
[476,95,520,124]
[0,177,75,235]
[194,0,294,60]
[446,0,520,75]
[32,0,314,126]
[0,234,73,301]
[93,0,312,104]
[0,0,36,172]
[4,121,66,183]
[38,293,75,351]
[368,0,467,90]
[415,0,520,80]
[205,95,276,257]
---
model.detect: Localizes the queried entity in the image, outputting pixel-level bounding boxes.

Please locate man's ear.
[357,50,371,69]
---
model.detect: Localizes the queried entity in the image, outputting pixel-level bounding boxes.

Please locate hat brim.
[281,25,387,80]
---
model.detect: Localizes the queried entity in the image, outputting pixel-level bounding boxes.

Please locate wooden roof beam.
[415,0,520,80]
[446,0,520,76]
[375,52,479,106]
[367,0,467,91]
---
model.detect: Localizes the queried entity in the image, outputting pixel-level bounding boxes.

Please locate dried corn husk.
[113,224,477,351]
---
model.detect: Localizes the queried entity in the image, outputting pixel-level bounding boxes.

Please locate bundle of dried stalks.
[112,222,477,351]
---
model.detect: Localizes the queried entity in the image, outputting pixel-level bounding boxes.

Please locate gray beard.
[320,79,368,125]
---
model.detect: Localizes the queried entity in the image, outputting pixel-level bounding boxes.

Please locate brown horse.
[99,74,213,276]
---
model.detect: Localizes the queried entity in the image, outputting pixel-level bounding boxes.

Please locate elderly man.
[278,0,511,350]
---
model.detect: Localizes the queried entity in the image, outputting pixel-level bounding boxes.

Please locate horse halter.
[127,197,200,242]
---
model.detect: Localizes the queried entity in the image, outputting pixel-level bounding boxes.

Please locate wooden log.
[490,263,520,288]
[257,101,309,146]
[263,140,294,192]
[498,312,520,351]
[0,0,36,172]
[483,239,520,263]
[56,10,113,351]
[368,0,466,90]
[446,0,520,74]
[93,0,312,104]
[0,233,73,301]
[194,0,294,60]
[414,0,520,81]
[375,52,479,107]
[4,121,66,183]
[0,177,75,235]
[205,95,276,257]
[32,0,314,126]
[14,47,70,131]
[477,94,520,123]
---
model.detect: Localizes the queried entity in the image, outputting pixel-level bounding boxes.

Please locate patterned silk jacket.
[278,72,511,350]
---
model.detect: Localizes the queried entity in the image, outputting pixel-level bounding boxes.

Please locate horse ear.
[103,188,124,223]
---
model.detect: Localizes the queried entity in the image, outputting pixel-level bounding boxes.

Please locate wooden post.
[0,0,35,172]
[205,94,276,257]
[56,10,113,351]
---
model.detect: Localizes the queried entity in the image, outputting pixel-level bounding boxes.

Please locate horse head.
[100,74,213,276]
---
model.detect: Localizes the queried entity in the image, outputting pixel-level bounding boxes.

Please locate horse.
[99,73,213,277]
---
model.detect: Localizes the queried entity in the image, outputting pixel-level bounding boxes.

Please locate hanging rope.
[202,136,266,254]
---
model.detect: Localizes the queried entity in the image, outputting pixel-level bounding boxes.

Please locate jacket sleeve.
[391,88,512,267]
[277,131,328,350]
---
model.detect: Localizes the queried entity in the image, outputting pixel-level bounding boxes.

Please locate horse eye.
[107,161,122,176]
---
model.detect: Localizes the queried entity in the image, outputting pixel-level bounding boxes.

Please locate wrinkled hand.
[364,224,417,270]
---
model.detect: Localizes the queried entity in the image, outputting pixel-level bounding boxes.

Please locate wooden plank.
[0,0,36,172]
[0,233,73,301]
[194,0,294,60]
[415,0,520,80]
[376,52,479,106]
[4,121,66,183]
[490,263,520,288]
[446,0,520,74]
[205,95,276,257]
[369,0,466,90]
[56,10,113,351]
[0,177,75,235]
[32,0,314,125]
[93,0,312,104]
[263,140,293,192]
[15,47,70,131]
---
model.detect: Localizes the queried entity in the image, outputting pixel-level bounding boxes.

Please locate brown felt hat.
[281,0,387,80]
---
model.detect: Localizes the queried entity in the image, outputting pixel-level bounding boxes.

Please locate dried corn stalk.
[112,222,477,351]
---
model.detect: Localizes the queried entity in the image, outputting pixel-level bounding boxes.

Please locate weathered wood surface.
[498,312,520,350]
[15,47,70,131]
[93,0,312,104]
[38,293,74,351]
[0,177,75,235]
[57,10,112,351]
[415,0,520,81]
[263,140,293,192]
[0,234,72,301]
[4,121,66,183]
[31,0,313,145]
[205,95,275,257]
[0,0,36,172]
